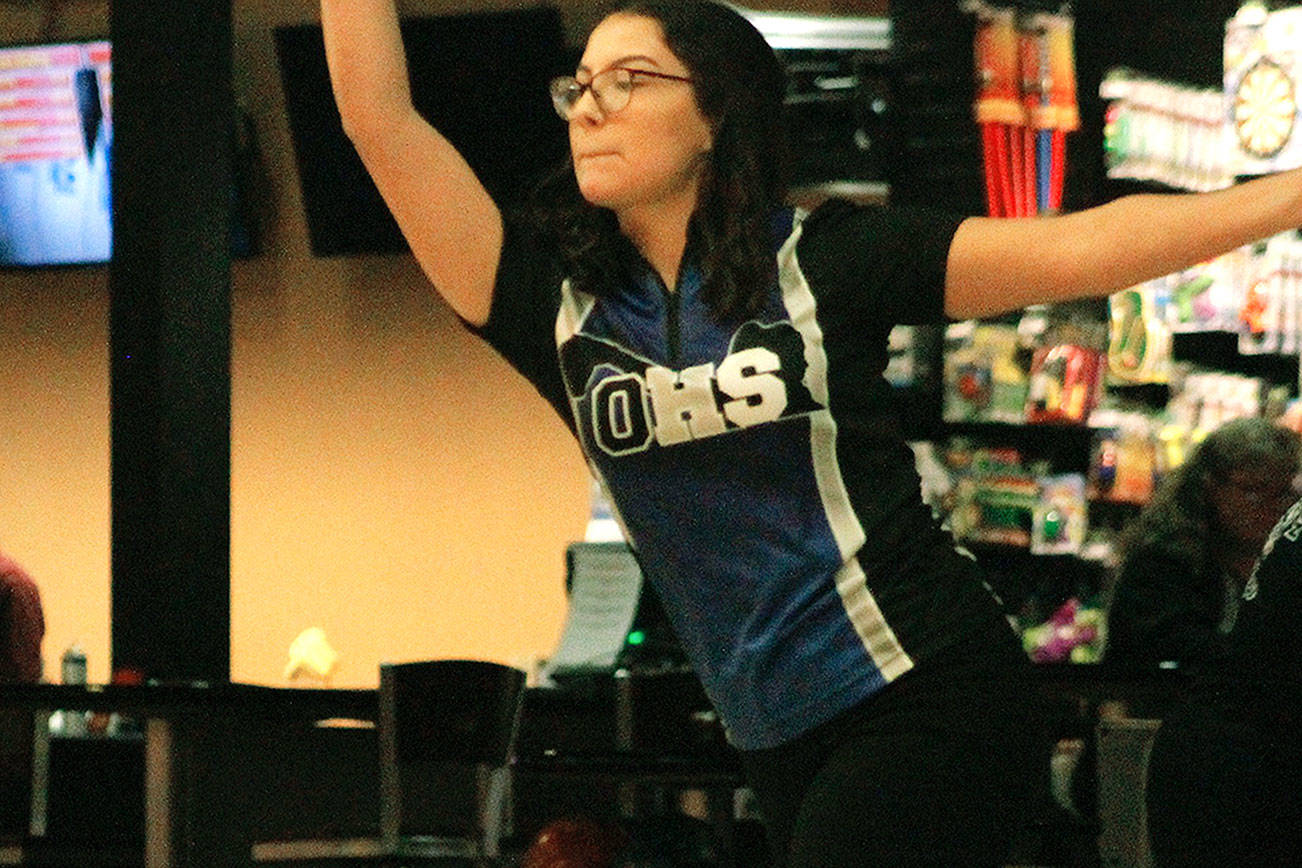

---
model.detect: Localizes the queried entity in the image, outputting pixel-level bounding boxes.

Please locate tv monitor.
[0,40,112,267]
[274,8,572,257]
[0,39,259,268]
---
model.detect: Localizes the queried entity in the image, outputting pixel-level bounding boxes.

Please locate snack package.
[1025,343,1105,424]
[1031,473,1088,555]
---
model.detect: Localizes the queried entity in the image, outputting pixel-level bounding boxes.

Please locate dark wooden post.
[110,0,233,684]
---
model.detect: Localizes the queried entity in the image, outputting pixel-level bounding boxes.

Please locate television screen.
[0,39,258,268]
[275,8,572,257]
[0,40,112,267]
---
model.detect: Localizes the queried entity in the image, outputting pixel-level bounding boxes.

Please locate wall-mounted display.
[0,40,111,267]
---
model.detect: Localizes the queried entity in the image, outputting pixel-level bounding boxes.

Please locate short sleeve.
[794,199,966,326]
[460,216,569,417]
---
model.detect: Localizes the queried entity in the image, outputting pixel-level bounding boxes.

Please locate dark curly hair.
[528,0,789,322]
[1117,416,1302,573]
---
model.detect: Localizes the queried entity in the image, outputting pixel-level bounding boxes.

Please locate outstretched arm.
[944,167,1302,320]
[320,0,502,326]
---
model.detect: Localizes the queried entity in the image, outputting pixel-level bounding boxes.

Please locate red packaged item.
[1024,343,1104,424]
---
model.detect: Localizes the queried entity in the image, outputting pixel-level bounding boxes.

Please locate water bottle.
[57,643,89,736]
[61,643,87,685]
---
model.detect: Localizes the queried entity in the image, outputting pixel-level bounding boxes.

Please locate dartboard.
[1233,58,1297,159]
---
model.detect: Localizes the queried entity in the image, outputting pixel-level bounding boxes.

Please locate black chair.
[1096,715,1161,868]
[252,660,526,866]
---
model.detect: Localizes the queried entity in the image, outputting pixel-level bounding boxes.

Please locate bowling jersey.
[471,199,1011,749]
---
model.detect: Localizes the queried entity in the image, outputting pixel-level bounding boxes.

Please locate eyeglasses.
[549,67,693,121]
[1216,471,1302,506]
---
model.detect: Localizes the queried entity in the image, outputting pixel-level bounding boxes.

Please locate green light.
[627,630,646,646]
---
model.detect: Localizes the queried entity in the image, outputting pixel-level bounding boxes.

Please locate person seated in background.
[0,549,44,683]
[1,549,43,838]
[1071,418,1301,831]
[1105,416,1302,672]
[1145,495,1302,866]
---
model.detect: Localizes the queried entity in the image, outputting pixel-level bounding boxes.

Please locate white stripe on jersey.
[835,559,914,681]
[776,218,914,679]
[556,278,597,345]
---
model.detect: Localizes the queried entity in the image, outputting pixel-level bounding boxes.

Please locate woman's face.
[1211,465,1301,546]
[568,14,714,215]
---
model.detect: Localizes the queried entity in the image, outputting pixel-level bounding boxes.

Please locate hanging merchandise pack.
[967,1,1078,217]
[1101,70,1236,192]
[1225,3,1302,176]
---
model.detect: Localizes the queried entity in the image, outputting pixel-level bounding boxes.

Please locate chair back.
[1096,716,1161,868]
[377,660,526,855]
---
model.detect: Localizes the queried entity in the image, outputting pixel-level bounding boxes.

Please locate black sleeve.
[1104,549,1226,670]
[460,217,569,419]
[794,198,967,326]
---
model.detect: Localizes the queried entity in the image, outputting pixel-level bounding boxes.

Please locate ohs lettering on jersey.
[561,320,824,457]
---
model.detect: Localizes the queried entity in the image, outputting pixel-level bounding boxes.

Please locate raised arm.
[320,0,502,326]
[944,166,1302,320]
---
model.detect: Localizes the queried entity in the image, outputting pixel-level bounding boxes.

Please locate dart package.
[1225,4,1302,175]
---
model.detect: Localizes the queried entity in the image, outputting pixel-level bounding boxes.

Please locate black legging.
[739,632,1050,867]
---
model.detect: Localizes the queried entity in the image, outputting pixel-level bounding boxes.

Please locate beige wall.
[0,0,885,686]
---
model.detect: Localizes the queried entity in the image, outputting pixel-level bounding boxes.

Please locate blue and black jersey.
[475,198,1014,750]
